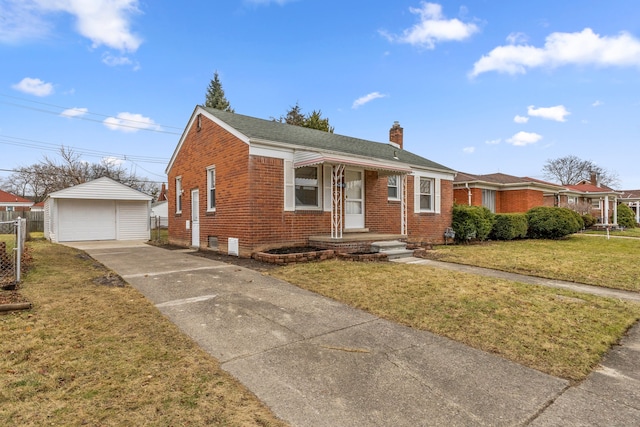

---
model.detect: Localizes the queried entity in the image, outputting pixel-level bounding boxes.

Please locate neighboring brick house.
[453,172,564,213]
[166,106,456,257]
[549,178,623,225]
[455,171,625,225]
[0,189,33,212]
[619,189,640,224]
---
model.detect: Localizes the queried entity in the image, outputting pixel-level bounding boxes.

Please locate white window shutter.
[435,178,441,214]
[284,160,294,211]
[414,175,421,213]
[323,165,332,211]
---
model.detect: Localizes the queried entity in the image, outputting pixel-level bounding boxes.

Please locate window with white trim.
[482,189,496,213]
[295,166,320,208]
[6,206,14,212]
[206,166,216,211]
[591,198,601,209]
[419,177,434,211]
[567,196,577,204]
[175,176,182,213]
[388,175,400,200]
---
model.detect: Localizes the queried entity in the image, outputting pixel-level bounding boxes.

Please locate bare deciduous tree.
[1,147,159,202]
[542,155,619,188]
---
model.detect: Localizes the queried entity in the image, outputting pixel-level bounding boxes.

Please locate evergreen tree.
[204,71,234,112]
[274,102,334,133]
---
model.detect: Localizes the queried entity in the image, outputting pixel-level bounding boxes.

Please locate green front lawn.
[427,234,640,291]
[271,260,640,381]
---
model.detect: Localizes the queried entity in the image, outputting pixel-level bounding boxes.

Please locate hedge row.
[451,205,587,242]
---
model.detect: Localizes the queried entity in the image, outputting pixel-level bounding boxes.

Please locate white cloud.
[592,100,603,107]
[470,28,640,77]
[102,156,124,166]
[527,105,570,122]
[1,0,142,52]
[380,2,479,49]
[103,112,160,133]
[463,146,475,154]
[514,115,529,124]
[60,107,88,118]
[506,32,528,45]
[352,92,387,109]
[102,53,132,66]
[11,77,54,96]
[0,0,51,43]
[485,138,501,145]
[507,131,542,146]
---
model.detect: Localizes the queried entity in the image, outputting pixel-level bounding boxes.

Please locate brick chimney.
[389,121,403,149]
[590,172,599,187]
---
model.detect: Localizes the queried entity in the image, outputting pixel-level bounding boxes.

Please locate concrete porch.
[309,232,407,254]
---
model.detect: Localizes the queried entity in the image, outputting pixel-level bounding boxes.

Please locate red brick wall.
[167,114,251,252]
[364,172,402,234]
[248,156,330,254]
[498,189,543,213]
[406,176,453,245]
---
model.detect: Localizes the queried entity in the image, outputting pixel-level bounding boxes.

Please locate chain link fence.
[1,218,26,288]
[149,216,168,243]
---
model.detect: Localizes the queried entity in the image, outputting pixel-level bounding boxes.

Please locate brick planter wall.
[336,252,388,262]
[253,249,335,265]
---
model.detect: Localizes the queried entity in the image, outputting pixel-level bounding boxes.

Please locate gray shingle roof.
[204,107,454,173]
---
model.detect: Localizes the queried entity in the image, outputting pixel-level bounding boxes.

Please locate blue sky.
[1,0,640,189]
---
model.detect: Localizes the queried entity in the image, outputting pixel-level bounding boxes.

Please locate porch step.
[371,240,414,260]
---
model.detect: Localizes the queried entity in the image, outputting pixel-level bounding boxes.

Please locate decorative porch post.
[604,196,609,225]
[636,201,640,224]
[331,164,345,239]
[613,197,618,225]
[401,174,408,235]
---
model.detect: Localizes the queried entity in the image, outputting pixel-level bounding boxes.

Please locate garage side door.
[117,201,149,240]
[58,199,116,242]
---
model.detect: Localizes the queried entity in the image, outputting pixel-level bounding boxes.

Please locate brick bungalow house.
[0,189,33,212]
[165,106,456,257]
[619,189,640,224]
[455,171,624,225]
[453,172,565,213]
[548,176,623,225]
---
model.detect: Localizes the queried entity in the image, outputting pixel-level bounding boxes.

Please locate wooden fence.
[0,211,44,233]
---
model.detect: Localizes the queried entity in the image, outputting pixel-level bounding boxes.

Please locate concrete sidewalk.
[68,241,640,426]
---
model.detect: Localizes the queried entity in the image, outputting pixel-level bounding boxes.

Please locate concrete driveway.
[63,241,639,426]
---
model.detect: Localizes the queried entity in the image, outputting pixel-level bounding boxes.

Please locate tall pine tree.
[204,71,234,112]
[274,102,334,133]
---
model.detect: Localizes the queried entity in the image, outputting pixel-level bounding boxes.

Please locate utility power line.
[0,134,169,164]
[0,92,184,135]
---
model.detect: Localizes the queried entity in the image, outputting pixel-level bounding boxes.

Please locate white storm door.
[345,169,365,229]
[191,189,200,247]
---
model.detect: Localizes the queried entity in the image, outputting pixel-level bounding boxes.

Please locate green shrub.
[526,207,584,239]
[490,213,528,240]
[582,213,596,228]
[452,204,495,242]
[617,203,636,228]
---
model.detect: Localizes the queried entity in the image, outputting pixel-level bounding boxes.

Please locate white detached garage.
[44,177,153,243]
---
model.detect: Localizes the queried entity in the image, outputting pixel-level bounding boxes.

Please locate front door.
[191,189,200,247]
[344,169,365,229]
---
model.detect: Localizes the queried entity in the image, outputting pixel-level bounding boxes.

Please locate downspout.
[465,183,472,206]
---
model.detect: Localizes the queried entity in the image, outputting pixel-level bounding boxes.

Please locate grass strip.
[0,240,287,427]
[270,260,640,381]
[427,235,640,291]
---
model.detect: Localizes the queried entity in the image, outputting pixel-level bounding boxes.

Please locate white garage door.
[58,199,116,242]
